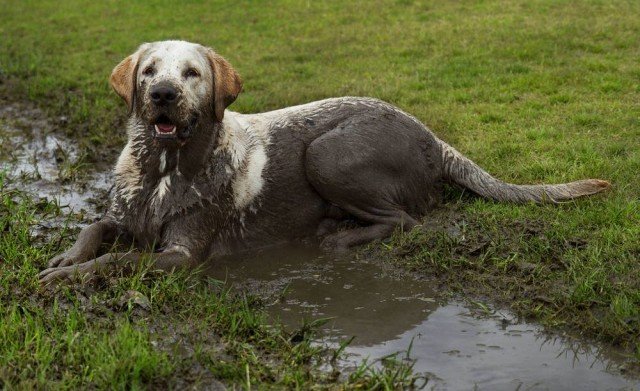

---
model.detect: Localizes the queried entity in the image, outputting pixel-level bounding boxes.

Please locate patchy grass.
[1,0,640,385]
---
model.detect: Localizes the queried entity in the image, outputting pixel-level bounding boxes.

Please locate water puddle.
[0,102,112,230]
[208,246,640,390]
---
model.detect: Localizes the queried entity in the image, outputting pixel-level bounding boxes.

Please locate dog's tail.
[439,141,610,203]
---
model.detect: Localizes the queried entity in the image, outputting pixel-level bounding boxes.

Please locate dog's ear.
[205,48,243,122]
[110,45,146,114]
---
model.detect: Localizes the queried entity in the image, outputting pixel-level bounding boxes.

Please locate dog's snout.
[150,83,178,106]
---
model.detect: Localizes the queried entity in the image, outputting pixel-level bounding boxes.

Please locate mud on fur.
[39,40,610,287]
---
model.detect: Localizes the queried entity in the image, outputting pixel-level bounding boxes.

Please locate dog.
[39,40,610,286]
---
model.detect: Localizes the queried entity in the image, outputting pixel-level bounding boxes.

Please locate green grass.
[1,0,640,386]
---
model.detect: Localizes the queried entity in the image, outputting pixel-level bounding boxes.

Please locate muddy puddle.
[0,102,112,230]
[208,246,640,390]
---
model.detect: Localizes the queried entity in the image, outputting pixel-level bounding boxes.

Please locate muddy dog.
[39,40,610,286]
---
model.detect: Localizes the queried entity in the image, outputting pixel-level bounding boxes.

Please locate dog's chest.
[113,145,239,248]
[114,172,183,246]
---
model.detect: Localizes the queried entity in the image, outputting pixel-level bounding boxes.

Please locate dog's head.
[110,40,242,145]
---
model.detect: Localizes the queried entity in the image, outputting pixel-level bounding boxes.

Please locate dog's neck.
[115,112,257,208]
[123,116,228,179]
[109,108,270,251]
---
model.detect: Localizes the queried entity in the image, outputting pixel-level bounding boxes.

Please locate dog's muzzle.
[145,83,198,143]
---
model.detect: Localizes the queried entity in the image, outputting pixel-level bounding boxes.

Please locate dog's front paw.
[47,250,86,268]
[38,261,96,289]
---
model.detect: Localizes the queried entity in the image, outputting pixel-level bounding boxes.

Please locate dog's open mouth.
[152,114,197,141]
[153,115,178,139]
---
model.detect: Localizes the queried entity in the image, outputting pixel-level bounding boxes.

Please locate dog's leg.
[315,205,349,237]
[306,125,424,251]
[321,224,395,253]
[321,209,418,253]
[316,218,340,237]
[48,219,119,267]
[39,249,194,288]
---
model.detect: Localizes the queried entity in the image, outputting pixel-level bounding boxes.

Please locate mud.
[0,101,112,233]
[207,245,640,390]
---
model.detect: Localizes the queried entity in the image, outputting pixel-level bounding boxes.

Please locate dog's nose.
[150,84,178,106]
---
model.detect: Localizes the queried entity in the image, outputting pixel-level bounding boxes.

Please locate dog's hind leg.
[306,130,422,252]
[315,204,349,237]
[305,117,433,252]
[320,208,418,253]
[321,223,393,253]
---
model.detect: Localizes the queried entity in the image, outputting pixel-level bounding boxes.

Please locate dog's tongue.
[156,123,175,133]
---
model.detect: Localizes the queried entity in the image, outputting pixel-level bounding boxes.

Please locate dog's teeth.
[154,124,176,134]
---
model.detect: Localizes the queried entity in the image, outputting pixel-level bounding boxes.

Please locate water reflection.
[207,245,639,390]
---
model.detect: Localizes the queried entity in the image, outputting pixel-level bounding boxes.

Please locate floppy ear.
[205,48,243,122]
[110,46,145,113]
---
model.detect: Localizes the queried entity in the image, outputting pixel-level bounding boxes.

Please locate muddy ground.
[1,95,639,388]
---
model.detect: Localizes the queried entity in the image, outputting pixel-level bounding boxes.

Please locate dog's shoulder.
[218,111,270,211]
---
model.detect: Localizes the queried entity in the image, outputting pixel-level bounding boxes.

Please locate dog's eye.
[184,68,200,78]
[143,66,155,76]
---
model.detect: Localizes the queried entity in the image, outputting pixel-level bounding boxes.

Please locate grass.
[1,0,639,386]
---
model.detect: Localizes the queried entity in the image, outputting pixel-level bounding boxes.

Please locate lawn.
[1,0,639,387]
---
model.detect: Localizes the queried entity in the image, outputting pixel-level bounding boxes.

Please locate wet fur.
[40,40,609,285]
[110,94,608,257]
